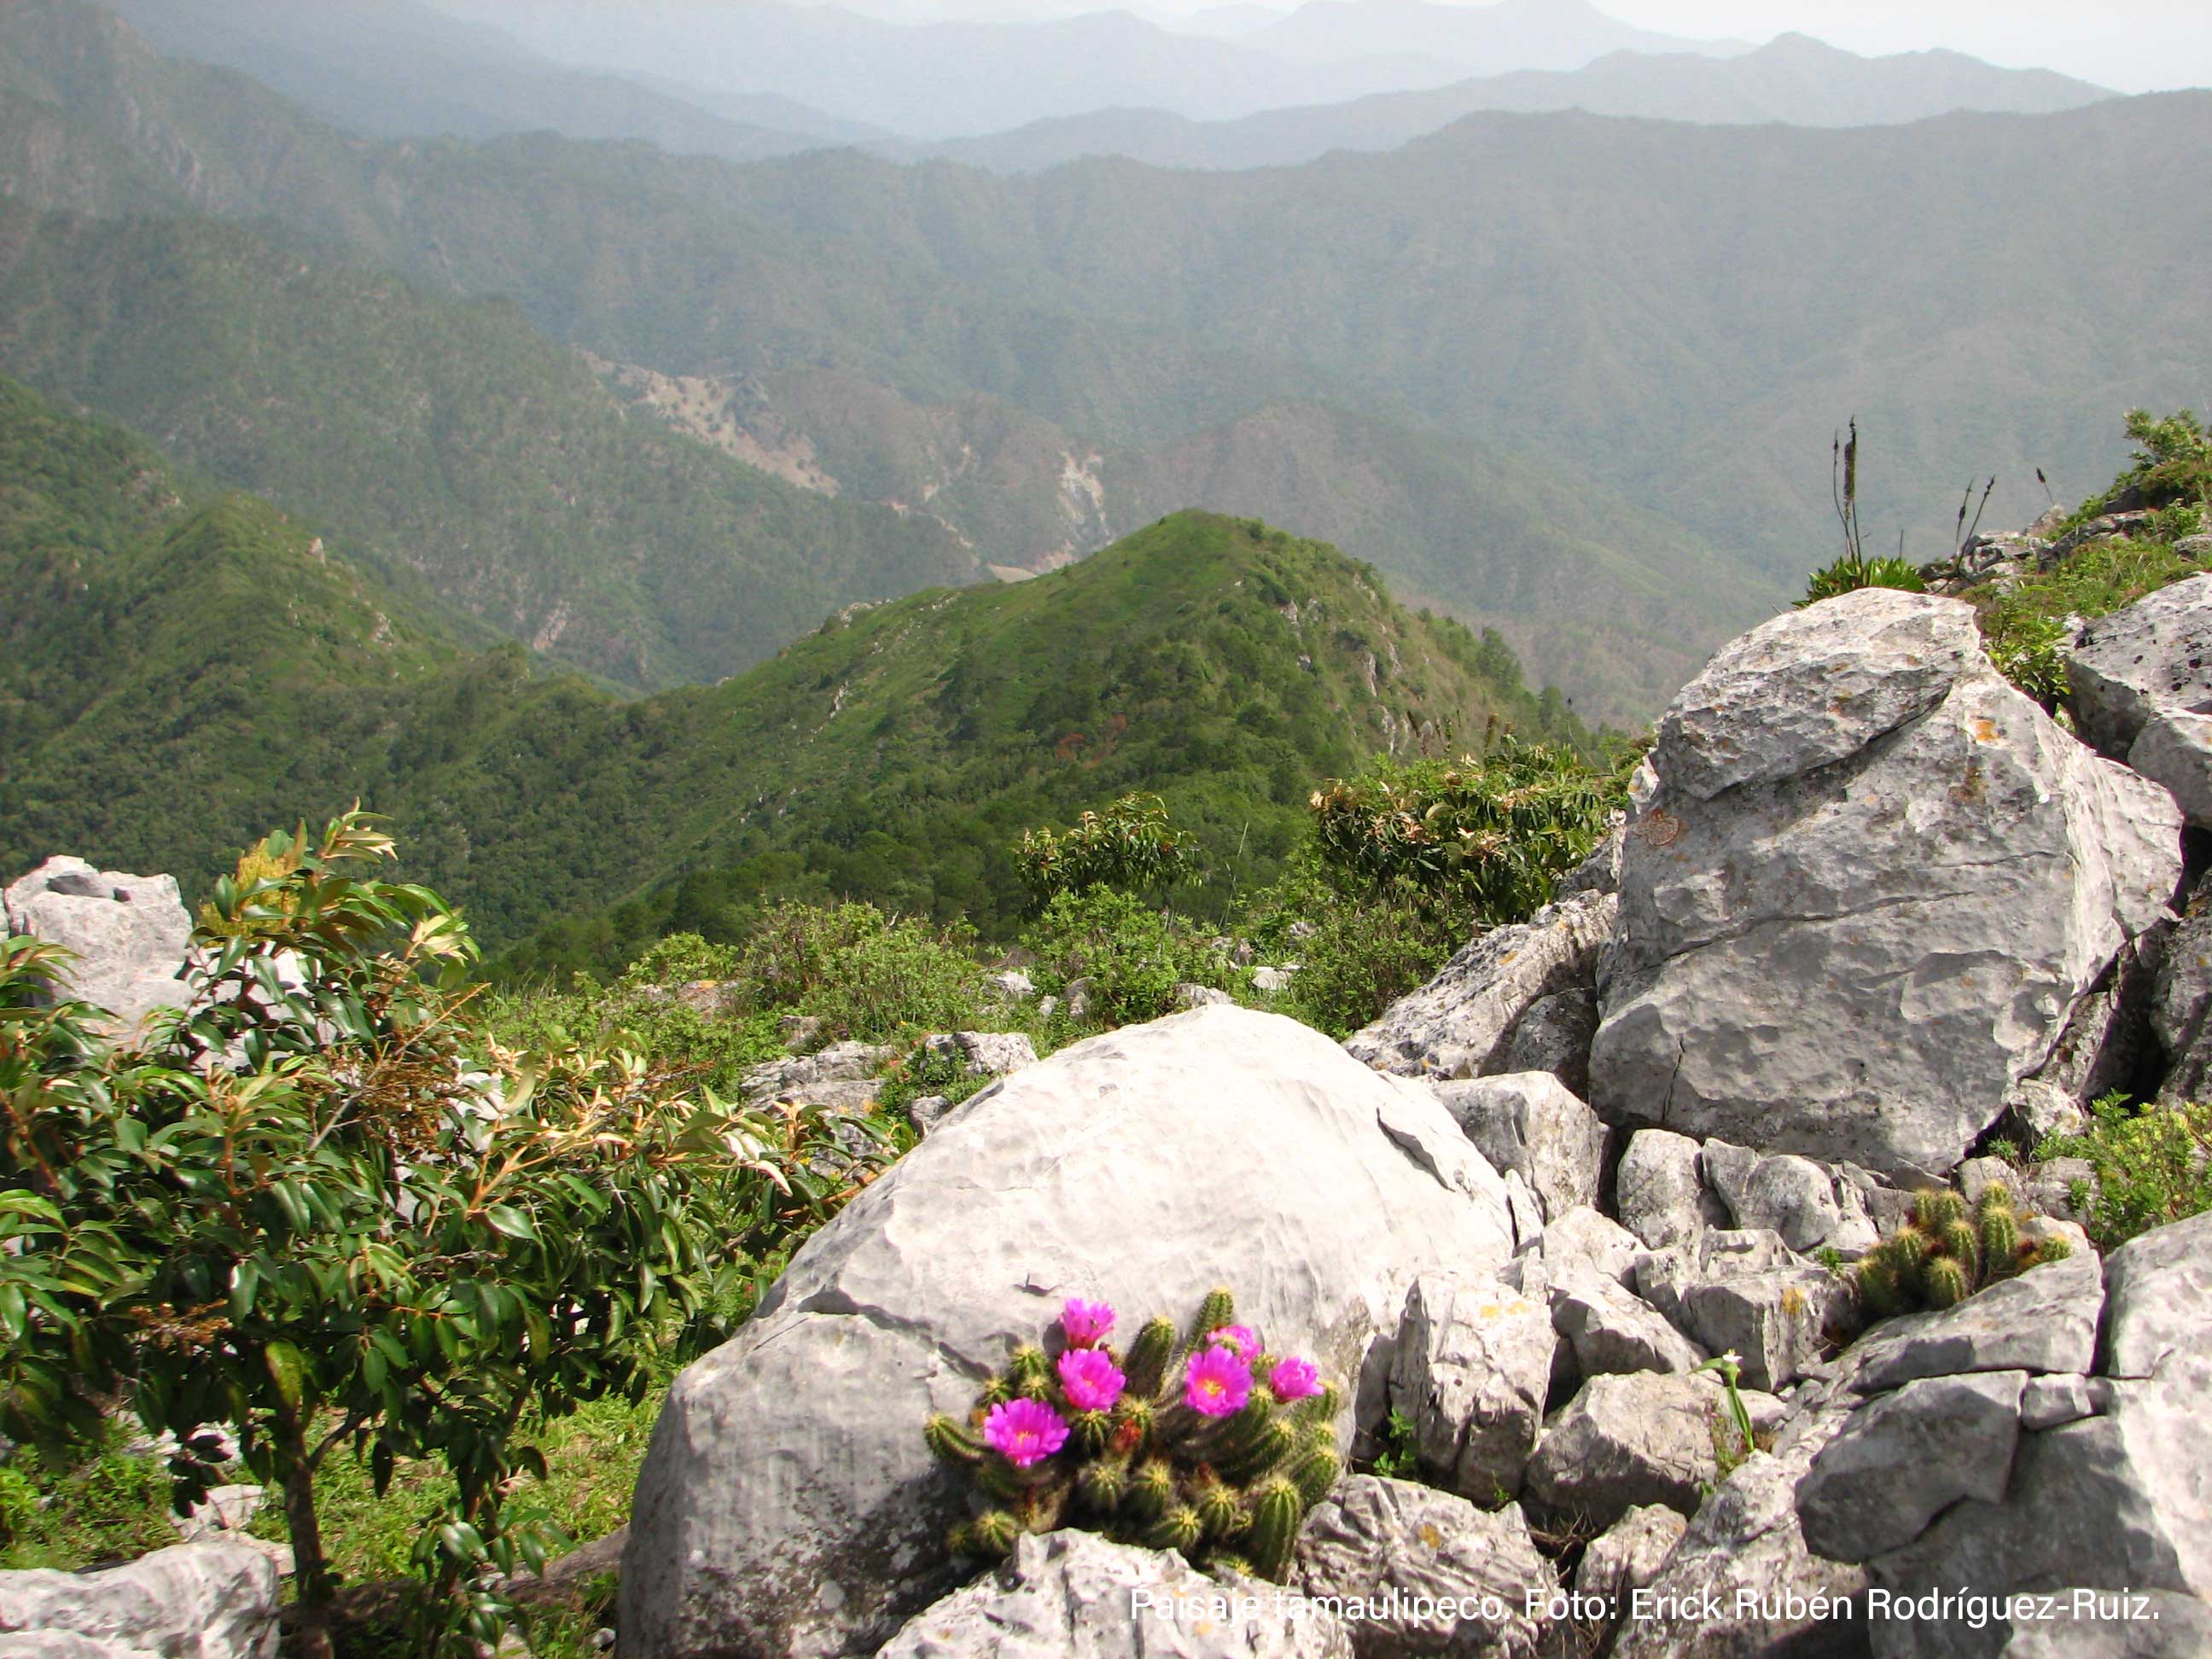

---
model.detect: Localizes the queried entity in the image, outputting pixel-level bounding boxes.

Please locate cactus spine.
[1249,1477,1303,1581]
[925,1413,987,1466]
[1123,1317,1177,1399]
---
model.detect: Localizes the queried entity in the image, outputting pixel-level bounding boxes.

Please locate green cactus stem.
[1190,1472,1243,1539]
[1127,1457,1177,1520]
[1289,1384,1342,1427]
[1078,1455,1130,1513]
[1249,1476,1303,1580]
[1145,1504,1205,1554]
[1214,1417,1296,1487]
[924,1413,987,1467]
[1288,1444,1342,1507]
[1123,1317,1177,1399]
[1190,1288,1237,1347]
[1940,1218,1982,1282]
[971,1510,1020,1557]
[1979,1204,2021,1282]
[1072,1408,1114,1455]
[1924,1256,1970,1309]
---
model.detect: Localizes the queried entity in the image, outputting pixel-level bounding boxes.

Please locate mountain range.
[7,0,2205,724]
[0,372,1573,960]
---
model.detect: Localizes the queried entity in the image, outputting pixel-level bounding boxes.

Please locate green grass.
[1973,534,2212,707]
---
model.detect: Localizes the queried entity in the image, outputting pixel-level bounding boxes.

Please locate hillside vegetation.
[0,200,981,691]
[0,375,1580,963]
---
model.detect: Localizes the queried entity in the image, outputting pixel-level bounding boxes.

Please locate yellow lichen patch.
[1970,716,2000,742]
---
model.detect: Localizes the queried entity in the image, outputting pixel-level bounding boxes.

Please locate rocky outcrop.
[2064,572,2212,759]
[1615,1129,1725,1251]
[740,1041,896,1112]
[3,856,192,1033]
[0,1540,281,1659]
[876,1529,1350,1658]
[1522,1371,1736,1528]
[1346,891,1615,1081]
[1388,1271,1555,1501]
[621,1006,1517,1658]
[1591,589,2181,1177]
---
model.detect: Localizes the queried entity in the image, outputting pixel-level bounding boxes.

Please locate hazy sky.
[1589,2,2210,92]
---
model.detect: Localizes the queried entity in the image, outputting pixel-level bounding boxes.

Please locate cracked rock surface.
[1591,589,2181,1176]
[620,1006,1517,1658]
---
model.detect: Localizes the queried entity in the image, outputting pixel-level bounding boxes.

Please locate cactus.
[1123,1317,1177,1399]
[1855,1179,2072,1321]
[1249,1476,1303,1580]
[922,1289,1346,1580]
[925,1413,987,1467]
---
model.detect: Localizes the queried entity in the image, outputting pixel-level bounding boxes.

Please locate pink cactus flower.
[1060,1298,1116,1348]
[1057,1348,1126,1412]
[1207,1324,1260,1359]
[1269,1356,1323,1402]
[1185,1344,1254,1417]
[984,1398,1068,1467]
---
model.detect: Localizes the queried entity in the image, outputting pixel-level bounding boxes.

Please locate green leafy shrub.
[1307,740,1617,928]
[1801,552,1927,606]
[2040,1094,2212,1250]
[1019,889,1225,1027]
[1016,793,1199,906]
[1852,1185,2067,1318]
[923,1289,1342,1581]
[0,814,836,1656]
[1974,532,2211,707]
[2102,409,2212,516]
[1245,870,1459,1040]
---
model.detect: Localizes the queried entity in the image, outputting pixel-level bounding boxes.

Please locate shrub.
[0,814,827,1656]
[2107,408,2212,515]
[1016,793,1198,907]
[2040,1094,2212,1250]
[1245,870,1458,1040]
[1851,1185,2066,1318]
[923,1289,1342,1581]
[1019,888,1224,1027]
[1307,740,1617,928]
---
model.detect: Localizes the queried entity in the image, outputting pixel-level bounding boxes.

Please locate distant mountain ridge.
[921,32,2113,172]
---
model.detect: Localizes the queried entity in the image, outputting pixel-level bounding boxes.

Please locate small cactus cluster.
[1854,1183,2071,1317]
[923,1288,1343,1580]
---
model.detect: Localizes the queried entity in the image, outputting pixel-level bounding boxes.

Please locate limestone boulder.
[1292,1477,1554,1659]
[1572,1504,1685,1633]
[2064,572,2212,758]
[1592,590,2181,1177]
[1615,1129,1724,1251]
[3,856,192,1034]
[876,1530,1349,1659]
[0,1541,280,1659]
[1796,1370,2029,1561]
[1346,892,1615,1081]
[621,1007,1518,1658]
[1844,1250,2104,1394]
[1550,1272,1706,1382]
[1428,1073,1604,1222]
[1525,1208,1642,1289]
[1522,1371,1733,1528]
[1497,988,1598,1097]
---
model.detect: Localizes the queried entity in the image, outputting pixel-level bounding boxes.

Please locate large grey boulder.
[1592,590,2181,1177]
[3,857,192,1034]
[1702,1142,1878,1257]
[622,1007,1517,1658]
[0,1540,280,1659]
[1428,1074,1604,1222]
[1550,1272,1706,1381]
[2151,890,2212,1103]
[1388,1272,1556,1501]
[2064,572,2212,758]
[1676,1229,1848,1393]
[741,1041,897,1112]
[1292,1477,1554,1659]
[2127,709,2212,831]
[1525,1207,1642,1289]
[1863,1215,2212,1658]
[1609,1409,1867,1659]
[1497,988,1598,1097]
[1796,1370,2029,1561]
[876,1529,1350,1658]
[1571,1504,1685,1633]
[1346,892,1615,1080]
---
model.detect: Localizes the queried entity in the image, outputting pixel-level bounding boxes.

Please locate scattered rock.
[1527,1207,1643,1289]
[2151,889,2212,1104]
[1844,1251,2104,1394]
[1388,1271,1556,1501]
[876,1529,1350,1658]
[2099,1209,2212,1380]
[2,856,192,1033]
[1551,1271,1706,1381]
[1677,1231,1846,1392]
[168,1485,265,1546]
[779,1013,826,1053]
[1702,1142,1874,1256]
[2064,571,2212,758]
[1573,1505,1686,1637]
[0,1540,281,1659]
[1429,1073,1604,1222]
[2128,709,2212,831]
[1522,1371,1732,1528]
[2019,1372,2098,1431]
[1593,590,2181,1177]
[622,1007,1517,1658]
[1797,1370,2028,1561]
[907,1094,955,1137]
[740,1041,896,1111]
[1608,1409,1867,1659]
[1293,1476,1554,1659]
[986,969,1034,1001]
[920,1031,1039,1080]
[1172,982,1233,1010]
[1615,1129,1724,1251]
[1346,891,1615,1081]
